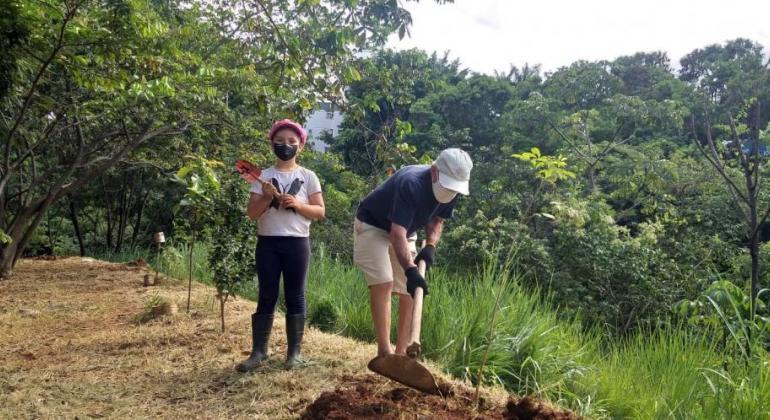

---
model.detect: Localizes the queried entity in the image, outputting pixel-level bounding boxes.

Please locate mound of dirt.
[300,374,578,420]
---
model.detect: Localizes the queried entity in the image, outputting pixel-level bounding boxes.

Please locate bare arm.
[390,223,416,271]
[290,192,325,221]
[280,192,325,221]
[425,216,444,246]
[247,192,272,220]
[247,180,280,220]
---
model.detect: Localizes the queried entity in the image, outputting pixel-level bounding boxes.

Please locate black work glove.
[414,244,435,271]
[405,266,429,298]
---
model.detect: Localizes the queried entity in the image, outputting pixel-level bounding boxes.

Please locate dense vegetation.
[2,0,770,417]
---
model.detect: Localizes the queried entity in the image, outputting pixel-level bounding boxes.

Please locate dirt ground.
[300,374,579,420]
[0,258,573,419]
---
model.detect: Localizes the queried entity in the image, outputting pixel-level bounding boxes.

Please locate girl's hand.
[260,180,279,198]
[280,194,302,210]
[235,160,261,184]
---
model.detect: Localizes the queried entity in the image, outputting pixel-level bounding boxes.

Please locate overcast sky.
[386,0,770,75]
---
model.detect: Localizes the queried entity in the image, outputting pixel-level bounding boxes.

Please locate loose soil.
[0,258,576,419]
[301,374,579,420]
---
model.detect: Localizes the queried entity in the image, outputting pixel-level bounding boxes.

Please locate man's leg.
[389,236,417,355]
[354,218,395,357]
[369,282,394,356]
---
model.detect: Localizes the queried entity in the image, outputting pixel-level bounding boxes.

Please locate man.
[353,148,473,357]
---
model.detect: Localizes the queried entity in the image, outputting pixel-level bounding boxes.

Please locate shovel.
[367,258,441,395]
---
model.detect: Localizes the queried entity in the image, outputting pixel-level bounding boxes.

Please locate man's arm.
[389,223,416,271]
[424,216,444,246]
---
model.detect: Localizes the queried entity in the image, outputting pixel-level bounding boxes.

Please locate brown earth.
[300,374,579,420]
[0,257,575,419]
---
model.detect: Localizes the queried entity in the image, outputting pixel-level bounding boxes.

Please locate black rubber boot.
[236,313,273,372]
[285,314,305,369]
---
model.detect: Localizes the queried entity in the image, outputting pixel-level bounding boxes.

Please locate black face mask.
[273,143,298,161]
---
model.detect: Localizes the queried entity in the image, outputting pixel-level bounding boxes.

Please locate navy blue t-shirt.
[356,165,459,235]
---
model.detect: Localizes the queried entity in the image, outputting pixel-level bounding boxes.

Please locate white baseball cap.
[435,148,473,195]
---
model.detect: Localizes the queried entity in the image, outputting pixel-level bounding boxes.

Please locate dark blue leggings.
[255,236,310,316]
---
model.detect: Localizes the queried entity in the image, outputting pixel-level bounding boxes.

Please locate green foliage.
[175,156,223,204]
[327,38,770,339]
[1,0,427,275]
[677,280,770,353]
[0,229,12,245]
[307,297,340,333]
[330,49,470,176]
[173,155,222,241]
[582,326,770,419]
[208,177,255,331]
[301,252,770,419]
[0,0,28,98]
[14,11,770,416]
[512,147,576,185]
[546,197,689,332]
[301,150,369,260]
[94,240,770,419]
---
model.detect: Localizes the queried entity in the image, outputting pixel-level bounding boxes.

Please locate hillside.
[0,258,574,419]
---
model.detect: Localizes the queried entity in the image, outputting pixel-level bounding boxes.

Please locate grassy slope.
[93,245,770,418]
[0,258,508,419]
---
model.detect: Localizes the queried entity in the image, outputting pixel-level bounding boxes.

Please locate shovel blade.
[367,355,441,395]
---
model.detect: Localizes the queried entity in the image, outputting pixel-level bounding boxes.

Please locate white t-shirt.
[250,166,322,237]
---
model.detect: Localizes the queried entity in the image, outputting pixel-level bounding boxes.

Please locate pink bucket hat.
[268,119,307,145]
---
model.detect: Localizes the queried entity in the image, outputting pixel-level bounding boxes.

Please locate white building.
[305,103,343,153]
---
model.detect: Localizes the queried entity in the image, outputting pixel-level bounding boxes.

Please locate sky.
[386,0,770,75]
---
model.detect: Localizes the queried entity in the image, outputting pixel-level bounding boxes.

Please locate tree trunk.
[187,238,195,313]
[749,217,759,354]
[46,210,55,253]
[115,180,127,253]
[0,123,182,278]
[130,191,149,247]
[69,199,85,257]
[220,296,226,333]
[105,185,113,250]
[1,192,58,277]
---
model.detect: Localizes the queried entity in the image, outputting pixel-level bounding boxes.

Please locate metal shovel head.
[367,355,440,395]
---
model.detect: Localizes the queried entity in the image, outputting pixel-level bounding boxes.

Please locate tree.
[175,155,222,313]
[331,49,468,178]
[682,39,770,348]
[208,177,254,333]
[0,0,29,99]
[610,51,676,99]
[0,0,191,277]
[690,101,769,347]
[680,38,770,118]
[522,91,683,193]
[0,0,434,278]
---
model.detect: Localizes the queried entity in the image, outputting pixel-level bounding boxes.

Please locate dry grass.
[0,258,506,419]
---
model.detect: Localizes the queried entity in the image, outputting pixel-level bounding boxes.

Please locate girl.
[236,119,325,371]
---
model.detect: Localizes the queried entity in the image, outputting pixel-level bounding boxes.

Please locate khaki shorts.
[353,218,416,295]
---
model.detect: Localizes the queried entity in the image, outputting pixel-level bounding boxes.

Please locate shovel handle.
[409,259,427,347]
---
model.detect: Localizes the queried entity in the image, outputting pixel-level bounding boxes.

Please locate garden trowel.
[367,259,441,395]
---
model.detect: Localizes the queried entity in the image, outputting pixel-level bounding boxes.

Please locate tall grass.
[91,243,770,419]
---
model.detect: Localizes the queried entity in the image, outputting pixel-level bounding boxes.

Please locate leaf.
[0,229,11,245]
[345,66,362,81]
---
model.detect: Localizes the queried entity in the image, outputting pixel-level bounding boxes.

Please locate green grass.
[91,243,770,419]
